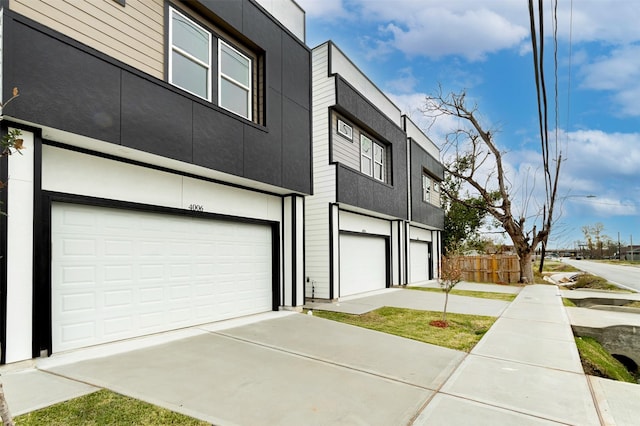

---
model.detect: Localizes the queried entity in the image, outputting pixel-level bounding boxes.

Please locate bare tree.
[582,222,607,259]
[432,255,463,328]
[422,89,561,284]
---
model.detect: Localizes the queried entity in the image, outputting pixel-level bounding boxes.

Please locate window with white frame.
[373,143,384,181]
[169,8,211,100]
[168,7,258,122]
[337,119,353,140]
[361,134,385,182]
[219,40,252,120]
[422,173,431,203]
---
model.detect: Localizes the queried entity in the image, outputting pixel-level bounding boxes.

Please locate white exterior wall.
[254,0,305,42]
[5,129,34,363]
[283,195,305,307]
[304,43,336,299]
[339,210,390,236]
[409,226,433,242]
[404,115,440,160]
[329,44,402,127]
[42,146,282,222]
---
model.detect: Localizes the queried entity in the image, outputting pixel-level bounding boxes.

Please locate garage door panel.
[339,234,387,297]
[52,203,273,353]
[409,240,430,283]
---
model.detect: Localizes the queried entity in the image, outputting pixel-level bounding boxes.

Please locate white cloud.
[385,67,418,94]
[587,197,637,217]
[382,8,528,61]
[564,129,640,177]
[579,45,640,116]
[555,1,640,44]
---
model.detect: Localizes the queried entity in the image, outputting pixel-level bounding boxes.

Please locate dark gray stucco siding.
[410,140,445,228]
[282,96,312,193]
[4,17,121,145]
[121,71,194,163]
[2,2,311,194]
[334,77,408,219]
[192,103,245,176]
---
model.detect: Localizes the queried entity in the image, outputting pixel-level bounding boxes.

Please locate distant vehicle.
[575,255,582,260]
[546,253,560,259]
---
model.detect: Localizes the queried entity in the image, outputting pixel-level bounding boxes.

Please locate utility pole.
[618,232,621,261]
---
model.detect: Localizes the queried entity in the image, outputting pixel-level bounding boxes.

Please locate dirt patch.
[429,320,449,328]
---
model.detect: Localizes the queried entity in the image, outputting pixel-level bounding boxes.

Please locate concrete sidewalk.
[305,282,513,316]
[1,284,639,425]
[415,284,602,425]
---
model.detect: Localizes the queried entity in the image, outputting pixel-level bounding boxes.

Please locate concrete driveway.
[38,312,465,425]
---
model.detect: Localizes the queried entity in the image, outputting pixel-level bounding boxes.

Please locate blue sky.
[297,0,640,250]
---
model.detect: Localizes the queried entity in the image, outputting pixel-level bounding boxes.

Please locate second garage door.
[51,203,274,353]
[339,233,387,297]
[409,240,431,283]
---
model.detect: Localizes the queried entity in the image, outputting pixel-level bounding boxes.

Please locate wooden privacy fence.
[452,255,521,284]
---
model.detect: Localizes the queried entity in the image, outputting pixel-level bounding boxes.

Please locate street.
[562,258,640,292]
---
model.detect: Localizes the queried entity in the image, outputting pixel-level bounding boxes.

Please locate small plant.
[431,255,463,328]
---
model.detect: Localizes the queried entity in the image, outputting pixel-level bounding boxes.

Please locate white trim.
[360,134,372,176]
[218,39,253,121]
[373,142,384,181]
[337,119,353,141]
[5,129,34,363]
[168,7,212,101]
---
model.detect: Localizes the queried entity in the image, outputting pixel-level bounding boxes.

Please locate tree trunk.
[0,382,14,426]
[518,251,534,284]
[442,291,449,322]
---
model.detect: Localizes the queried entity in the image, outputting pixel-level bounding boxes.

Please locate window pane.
[172,13,209,63]
[361,135,372,157]
[172,51,208,98]
[423,175,431,202]
[361,157,372,175]
[221,43,250,87]
[220,77,249,118]
[374,144,383,162]
[374,163,383,180]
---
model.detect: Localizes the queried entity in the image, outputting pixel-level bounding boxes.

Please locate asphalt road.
[562,258,640,292]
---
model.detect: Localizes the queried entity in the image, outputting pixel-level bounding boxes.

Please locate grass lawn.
[311,307,495,352]
[563,274,632,292]
[535,260,581,273]
[574,337,637,383]
[406,286,517,302]
[14,389,209,426]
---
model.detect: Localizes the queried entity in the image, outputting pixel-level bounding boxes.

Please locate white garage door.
[339,233,387,297]
[51,203,273,353]
[409,240,430,283]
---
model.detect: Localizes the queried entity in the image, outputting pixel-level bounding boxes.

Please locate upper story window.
[422,173,431,202]
[168,6,261,123]
[169,8,211,100]
[219,41,252,120]
[361,134,385,182]
[337,119,353,140]
[422,171,442,206]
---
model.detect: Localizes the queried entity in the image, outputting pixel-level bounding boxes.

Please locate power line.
[565,0,574,153]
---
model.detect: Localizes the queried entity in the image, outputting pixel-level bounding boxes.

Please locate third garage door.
[51,203,273,353]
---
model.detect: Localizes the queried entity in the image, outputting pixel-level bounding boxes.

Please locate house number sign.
[188,204,204,212]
